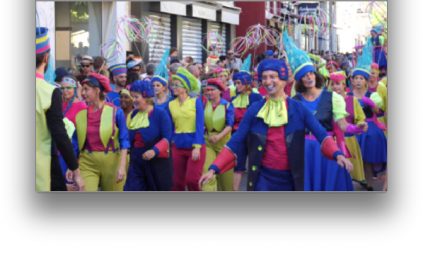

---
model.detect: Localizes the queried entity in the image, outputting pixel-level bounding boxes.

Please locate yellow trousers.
[345,136,366,183]
[79,151,126,191]
[202,132,233,191]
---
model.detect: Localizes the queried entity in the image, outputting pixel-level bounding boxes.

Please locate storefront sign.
[160,1,187,16]
[191,2,217,21]
[221,7,240,25]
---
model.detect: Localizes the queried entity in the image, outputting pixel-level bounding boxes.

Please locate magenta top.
[84,107,106,152]
[63,101,87,125]
[261,126,289,171]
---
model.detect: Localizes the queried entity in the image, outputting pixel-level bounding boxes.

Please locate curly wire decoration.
[101,39,125,63]
[202,31,225,53]
[231,24,280,57]
[297,6,331,35]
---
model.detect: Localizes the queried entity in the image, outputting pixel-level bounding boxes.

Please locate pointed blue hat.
[151,49,170,87]
[282,29,315,81]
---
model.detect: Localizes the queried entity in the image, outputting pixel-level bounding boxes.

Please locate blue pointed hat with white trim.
[151,49,170,86]
[232,54,252,85]
[282,29,316,81]
[352,38,373,79]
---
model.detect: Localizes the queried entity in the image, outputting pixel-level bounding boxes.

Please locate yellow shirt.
[168,97,197,133]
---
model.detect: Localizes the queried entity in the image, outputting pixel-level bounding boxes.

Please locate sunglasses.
[81,64,91,68]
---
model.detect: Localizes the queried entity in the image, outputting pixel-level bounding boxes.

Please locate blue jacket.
[212,97,330,191]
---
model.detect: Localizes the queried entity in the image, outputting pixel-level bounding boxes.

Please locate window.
[55,1,102,68]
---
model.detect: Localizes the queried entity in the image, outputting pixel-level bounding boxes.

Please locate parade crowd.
[36,24,387,192]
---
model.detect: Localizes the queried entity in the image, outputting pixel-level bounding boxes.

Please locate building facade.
[36,1,241,69]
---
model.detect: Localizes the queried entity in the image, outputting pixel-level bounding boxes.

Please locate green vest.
[204,101,227,133]
[75,104,120,151]
[36,78,55,191]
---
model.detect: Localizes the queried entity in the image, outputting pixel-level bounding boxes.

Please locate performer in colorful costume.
[151,49,173,110]
[329,71,370,189]
[201,78,235,191]
[370,24,387,75]
[368,63,387,127]
[125,80,173,191]
[76,73,130,191]
[213,67,235,101]
[283,30,354,191]
[167,67,206,191]
[106,63,127,107]
[36,27,83,191]
[350,40,387,189]
[199,58,352,191]
[59,75,87,190]
[119,88,134,119]
[231,54,263,190]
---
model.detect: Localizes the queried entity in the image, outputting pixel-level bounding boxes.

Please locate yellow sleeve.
[377,83,387,112]
[353,98,366,124]
[371,92,383,109]
[332,92,349,121]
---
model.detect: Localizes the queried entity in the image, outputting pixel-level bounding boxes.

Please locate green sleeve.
[332,92,348,121]
[371,92,383,109]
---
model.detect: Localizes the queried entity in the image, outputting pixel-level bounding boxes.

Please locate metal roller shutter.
[182,17,203,63]
[147,12,171,64]
[207,22,226,56]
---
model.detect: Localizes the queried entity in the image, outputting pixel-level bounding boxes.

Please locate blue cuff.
[332,150,343,160]
[152,146,159,156]
[209,164,221,174]
[120,140,131,150]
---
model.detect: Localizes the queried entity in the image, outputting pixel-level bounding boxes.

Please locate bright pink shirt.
[84,106,106,152]
[63,101,87,124]
[261,126,289,171]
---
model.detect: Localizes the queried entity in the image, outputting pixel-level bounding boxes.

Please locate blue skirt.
[255,167,294,191]
[356,121,387,163]
[304,138,354,191]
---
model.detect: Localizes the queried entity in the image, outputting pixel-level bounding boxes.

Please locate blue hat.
[257,59,289,81]
[351,38,373,80]
[371,24,384,34]
[130,80,154,98]
[282,29,316,81]
[151,49,170,87]
[36,27,50,54]
[127,59,142,70]
[233,54,252,85]
[109,63,127,76]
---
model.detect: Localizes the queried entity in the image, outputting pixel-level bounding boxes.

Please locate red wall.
[235,2,267,60]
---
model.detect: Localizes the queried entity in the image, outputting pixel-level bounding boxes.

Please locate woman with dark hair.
[151,49,173,110]
[199,58,352,191]
[75,73,130,191]
[119,89,134,119]
[60,75,87,123]
[283,29,354,191]
[201,78,235,191]
[293,71,355,191]
[125,80,173,191]
[59,75,87,190]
